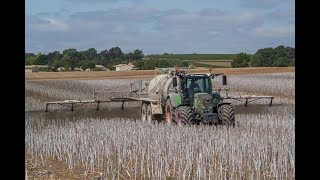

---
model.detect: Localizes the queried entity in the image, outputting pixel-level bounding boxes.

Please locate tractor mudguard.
[168,93,182,108]
[217,102,232,108]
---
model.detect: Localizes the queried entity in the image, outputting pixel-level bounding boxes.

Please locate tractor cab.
[181,74,212,101]
[187,75,212,92]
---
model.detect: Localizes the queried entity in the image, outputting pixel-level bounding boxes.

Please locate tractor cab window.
[186,76,212,94]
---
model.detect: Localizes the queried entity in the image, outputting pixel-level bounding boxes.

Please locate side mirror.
[172,76,177,87]
[222,75,227,85]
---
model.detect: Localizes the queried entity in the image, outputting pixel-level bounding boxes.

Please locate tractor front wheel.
[176,106,193,126]
[218,104,235,126]
[165,99,175,125]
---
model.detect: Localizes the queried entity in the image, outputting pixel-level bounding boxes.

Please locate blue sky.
[26,0,295,54]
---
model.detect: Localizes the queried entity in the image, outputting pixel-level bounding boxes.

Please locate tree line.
[146,53,236,60]
[25,47,144,71]
[25,45,295,71]
[133,58,189,70]
[231,45,295,68]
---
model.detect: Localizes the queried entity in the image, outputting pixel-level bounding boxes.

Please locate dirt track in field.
[25,67,295,81]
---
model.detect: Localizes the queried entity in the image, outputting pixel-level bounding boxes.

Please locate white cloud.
[251,26,294,38]
[25,6,294,54]
[65,0,117,3]
[26,15,70,31]
[235,12,258,25]
[64,0,144,5]
[268,7,295,18]
[241,0,293,9]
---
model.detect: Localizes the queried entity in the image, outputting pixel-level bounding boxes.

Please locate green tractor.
[144,69,235,126]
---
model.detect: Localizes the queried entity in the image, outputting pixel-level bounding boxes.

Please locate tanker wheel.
[176,106,193,126]
[141,103,148,122]
[217,104,235,126]
[165,99,175,125]
[146,103,153,123]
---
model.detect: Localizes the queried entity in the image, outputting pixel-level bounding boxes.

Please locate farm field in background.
[25,69,295,179]
[146,54,238,60]
[25,67,294,81]
[196,60,232,67]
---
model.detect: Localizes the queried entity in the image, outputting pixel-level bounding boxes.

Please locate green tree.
[251,48,275,67]
[231,52,251,68]
[290,58,295,66]
[98,49,110,67]
[124,52,134,61]
[133,49,144,61]
[273,57,289,67]
[80,61,96,71]
[62,48,79,70]
[47,51,62,65]
[25,56,37,65]
[25,53,35,59]
[81,48,97,61]
[88,61,97,70]
[251,46,295,67]
[109,47,124,62]
[34,54,48,65]
[51,59,65,71]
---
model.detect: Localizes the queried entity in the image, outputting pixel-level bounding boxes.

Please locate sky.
[26,0,295,54]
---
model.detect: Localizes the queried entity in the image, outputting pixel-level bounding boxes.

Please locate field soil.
[26,67,294,81]
[25,67,295,180]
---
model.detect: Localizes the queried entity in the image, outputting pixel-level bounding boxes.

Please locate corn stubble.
[25,73,295,179]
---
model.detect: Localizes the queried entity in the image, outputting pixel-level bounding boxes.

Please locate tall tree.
[98,49,110,66]
[108,47,123,62]
[80,61,96,71]
[25,53,35,59]
[35,53,48,65]
[62,48,79,70]
[82,48,97,61]
[251,48,275,67]
[51,59,65,71]
[124,52,134,61]
[47,51,62,66]
[231,52,251,68]
[133,49,144,61]
[25,56,37,65]
[251,46,295,67]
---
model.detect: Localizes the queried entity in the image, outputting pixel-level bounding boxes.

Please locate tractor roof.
[186,74,209,77]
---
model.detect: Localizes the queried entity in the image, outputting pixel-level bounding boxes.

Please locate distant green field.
[146,54,237,60]
[192,62,227,68]
[196,60,232,67]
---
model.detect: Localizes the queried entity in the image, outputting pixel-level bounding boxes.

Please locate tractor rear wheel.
[165,99,175,125]
[218,104,235,126]
[176,106,193,126]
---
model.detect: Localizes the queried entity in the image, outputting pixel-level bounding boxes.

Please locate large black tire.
[176,106,193,125]
[165,99,175,125]
[218,104,235,126]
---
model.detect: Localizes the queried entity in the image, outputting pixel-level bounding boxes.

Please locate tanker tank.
[148,74,174,101]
